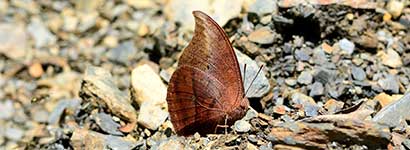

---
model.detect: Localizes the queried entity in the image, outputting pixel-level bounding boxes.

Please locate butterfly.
[166,11,251,136]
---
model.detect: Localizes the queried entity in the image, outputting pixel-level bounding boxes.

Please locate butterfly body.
[166,11,248,136]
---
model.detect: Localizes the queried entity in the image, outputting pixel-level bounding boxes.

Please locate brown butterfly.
[166,11,250,136]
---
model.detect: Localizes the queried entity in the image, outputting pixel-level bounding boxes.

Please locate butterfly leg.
[214,114,229,134]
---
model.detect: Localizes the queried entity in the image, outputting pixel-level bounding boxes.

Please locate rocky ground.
[0,0,409,149]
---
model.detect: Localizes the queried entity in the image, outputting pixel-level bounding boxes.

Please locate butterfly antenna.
[244,65,264,97]
[242,64,247,97]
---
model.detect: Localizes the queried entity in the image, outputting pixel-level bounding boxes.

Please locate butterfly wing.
[178,11,245,108]
[167,65,227,136]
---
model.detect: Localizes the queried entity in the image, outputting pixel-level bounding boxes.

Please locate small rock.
[27,18,57,48]
[373,92,398,108]
[107,41,138,65]
[378,75,400,93]
[291,92,319,117]
[273,105,287,115]
[309,82,324,97]
[297,71,313,85]
[313,68,334,85]
[321,42,333,54]
[243,107,258,121]
[138,101,169,131]
[95,113,123,136]
[0,100,14,119]
[63,15,79,32]
[373,92,410,127]
[48,99,81,124]
[323,99,344,114]
[5,127,24,141]
[28,62,44,78]
[234,120,251,132]
[338,38,355,55]
[82,66,137,132]
[132,64,167,106]
[157,137,185,150]
[379,49,403,68]
[248,0,277,16]
[71,128,141,150]
[351,66,366,81]
[235,50,270,98]
[0,23,27,60]
[137,23,150,36]
[295,49,310,61]
[354,32,378,49]
[399,14,410,27]
[285,78,297,86]
[386,0,404,18]
[248,27,275,44]
[103,35,119,48]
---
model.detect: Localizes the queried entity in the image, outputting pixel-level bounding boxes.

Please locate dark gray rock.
[378,75,399,93]
[295,49,310,61]
[351,66,366,81]
[48,99,81,124]
[309,82,324,97]
[95,112,123,136]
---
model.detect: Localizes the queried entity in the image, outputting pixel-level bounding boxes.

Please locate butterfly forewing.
[178,11,245,107]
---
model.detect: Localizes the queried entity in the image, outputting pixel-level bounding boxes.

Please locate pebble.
[103,35,118,48]
[156,137,185,150]
[351,66,366,81]
[338,38,355,55]
[31,109,49,123]
[291,92,319,117]
[309,82,324,97]
[71,129,141,150]
[295,49,310,61]
[0,100,14,119]
[28,62,44,78]
[248,0,277,16]
[248,27,275,44]
[28,18,57,48]
[95,112,123,136]
[0,23,27,60]
[5,127,24,141]
[386,0,404,18]
[373,92,410,127]
[273,105,287,115]
[235,50,270,98]
[378,75,399,93]
[234,120,251,133]
[297,71,313,85]
[313,68,334,85]
[107,41,138,65]
[138,101,169,131]
[285,78,297,86]
[48,99,81,124]
[132,64,167,106]
[242,107,258,121]
[373,92,394,108]
[82,66,137,132]
[379,49,403,68]
[323,99,344,114]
